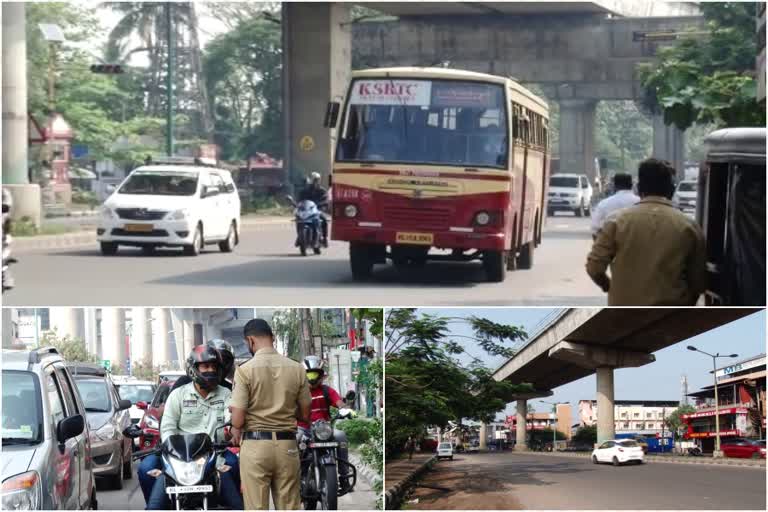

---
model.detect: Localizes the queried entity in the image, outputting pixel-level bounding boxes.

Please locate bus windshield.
[336,78,508,169]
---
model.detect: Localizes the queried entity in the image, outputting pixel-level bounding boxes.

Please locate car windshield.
[618,440,639,447]
[336,79,508,169]
[151,384,172,407]
[117,384,155,404]
[2,371,43,445]
[678,182,697,192]
[118,171,199,196]
[550,176,579,188]
[74,378,112,413]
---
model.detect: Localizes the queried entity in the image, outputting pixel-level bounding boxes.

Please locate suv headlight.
[144,415,159,429]
[312,420,333,441]
[100,206,115,219]
[166,209,190,221]
[169,456,207,486]
[2,471,42,510]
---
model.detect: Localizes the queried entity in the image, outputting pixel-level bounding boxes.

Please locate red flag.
[348,328,357,349]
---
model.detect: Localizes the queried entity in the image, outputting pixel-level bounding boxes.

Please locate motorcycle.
[299,401,358,510]
[287,195,323,257]
[125,424,235,510]
[2,198,15,294]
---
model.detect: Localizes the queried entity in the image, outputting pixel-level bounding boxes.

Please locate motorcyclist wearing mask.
[297,172,329,247]
[168,338,236,393]
[143,345,243,510]
[297,356,356,492]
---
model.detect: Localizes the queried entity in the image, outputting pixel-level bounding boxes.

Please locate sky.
[417,308,767,421]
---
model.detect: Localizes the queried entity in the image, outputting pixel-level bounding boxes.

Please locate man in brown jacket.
[586,158,707,305]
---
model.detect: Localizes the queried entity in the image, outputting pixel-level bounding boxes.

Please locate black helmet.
[186,344,222,391]
[206,339,235,382]
[303,355,325,386]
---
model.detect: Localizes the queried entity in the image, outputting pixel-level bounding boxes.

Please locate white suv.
[547,173,593,217]
[97,159,241,256]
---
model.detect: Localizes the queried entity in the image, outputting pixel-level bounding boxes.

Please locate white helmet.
[310,172,321,183]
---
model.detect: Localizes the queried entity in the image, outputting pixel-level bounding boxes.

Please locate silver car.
[2,347,98,509]
[68,364,133,490]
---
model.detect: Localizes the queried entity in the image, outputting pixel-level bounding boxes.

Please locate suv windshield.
[550,176,579,188]
[117,384,155,404]
[336,79,508,169]
[2,371,43,445]
[438,443,452,449]
[74,378,112,413]
[677,182,697,192]
[119,171,199,196]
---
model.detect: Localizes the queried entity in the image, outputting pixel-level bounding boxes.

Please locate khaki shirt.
[586,196,707,306]
[160,382,231,443]
[231,347,311,432]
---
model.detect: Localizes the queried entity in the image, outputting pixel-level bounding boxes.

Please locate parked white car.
[437,442,454,460]
[673,180,697,215]
[97,158,241,256]
[548,173,593,217]
[113,378,156,426]
[591,439,645,466]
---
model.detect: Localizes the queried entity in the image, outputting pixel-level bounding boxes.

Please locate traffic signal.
[90,64,124,74]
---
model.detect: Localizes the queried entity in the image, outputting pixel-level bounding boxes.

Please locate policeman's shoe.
[322,238,329,248]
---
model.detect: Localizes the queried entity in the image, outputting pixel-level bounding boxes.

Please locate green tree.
[639,2,765,130]
[572,424,597,446]
[40,329,98,364]
[664,404,697,440]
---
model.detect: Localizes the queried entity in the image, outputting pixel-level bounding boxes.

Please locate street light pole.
[165,2,174,156]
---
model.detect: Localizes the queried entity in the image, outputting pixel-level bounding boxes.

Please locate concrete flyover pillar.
[101,308,126,369]
[131,308,153,365]
[595,366,616,444]
[282,2,351,188]
[515,399,528,451]
[479,422,488,451]
[558,98,597,181]
[2,2,41,226]
[152,308,170,368]
[652,114,686,175]
[49,308,84,341]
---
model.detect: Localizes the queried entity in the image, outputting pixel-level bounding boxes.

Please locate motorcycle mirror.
[123,425,142,438]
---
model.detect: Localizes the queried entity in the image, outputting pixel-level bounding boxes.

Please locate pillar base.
[712,450,724,459]
[514,444,528,452]
[5,184,41,228]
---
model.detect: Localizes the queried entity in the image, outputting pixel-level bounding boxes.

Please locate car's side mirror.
[57,414,85,444]
[324,101,341,128]
[136,401,148,410]
[106,184,116,194]
[118,399,132,411]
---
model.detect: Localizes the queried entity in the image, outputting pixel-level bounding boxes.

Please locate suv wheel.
[100,242,118,256]
[219,222,236,253]
[575,201,584,217]
[183,225,203,256]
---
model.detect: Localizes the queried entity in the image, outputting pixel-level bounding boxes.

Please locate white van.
[97,158,241,256]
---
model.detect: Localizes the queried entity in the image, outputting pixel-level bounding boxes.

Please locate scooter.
[287,196,323,256]
[299,403,358,510]
[125,424,235,510]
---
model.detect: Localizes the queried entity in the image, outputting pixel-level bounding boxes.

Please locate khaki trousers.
[240,438,301,510]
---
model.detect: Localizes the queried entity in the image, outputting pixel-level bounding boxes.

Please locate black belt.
[243,431,295,441]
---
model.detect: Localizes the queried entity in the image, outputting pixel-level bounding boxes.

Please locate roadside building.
[579,399,678,436]
[506,403,573,441]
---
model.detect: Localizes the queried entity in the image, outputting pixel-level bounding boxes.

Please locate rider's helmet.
[206,339,235,382]
[303,355,325,386]
[310,172,321,186]
[186,344,222,391]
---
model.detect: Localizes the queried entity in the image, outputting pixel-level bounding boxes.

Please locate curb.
[384,455,436,510]
[511,450,766,469]
[349,450,381,489]
[13,216,292,252]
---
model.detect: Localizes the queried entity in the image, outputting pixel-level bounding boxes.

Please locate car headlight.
[95,422,116,441]
[100,206,115,219]
[2,471,42,510]
[312,420,334,441]
[144,415,159,429]
[474,211,491,226]
[169,456,207,486]
[166,209,190,221]
[344,204,358,218]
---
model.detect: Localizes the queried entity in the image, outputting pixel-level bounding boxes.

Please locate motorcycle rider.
[2,188,15,292]
[297,172,329,247]
[298,355,356,492]
[142,345,243,510]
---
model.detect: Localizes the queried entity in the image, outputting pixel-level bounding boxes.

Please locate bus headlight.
[474,211,491,226]
[344,204,358,218]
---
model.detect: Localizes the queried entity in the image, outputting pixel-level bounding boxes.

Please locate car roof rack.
[143,155,218,168]
[66,362,107,377]
[28,346,60,364]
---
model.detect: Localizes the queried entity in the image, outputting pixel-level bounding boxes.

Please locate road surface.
[6,215,604,306]
[402,451,766,510]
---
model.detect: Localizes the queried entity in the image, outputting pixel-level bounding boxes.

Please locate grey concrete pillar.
[515,399,528,451]
[282,2,351,188]
[652,114,686,175]
[596,366,616,444]
[102,308,126,368]
[2,309,16,348]
[479,422,488,451]
[131,308,153,365]
[558,99,597,181]
[49,308,84,341]
[2,2,42,226]
[152,308,170,368]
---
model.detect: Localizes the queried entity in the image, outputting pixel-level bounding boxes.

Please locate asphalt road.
[404,452,766,510]
[6,214,604,306]
[96,460,378,510]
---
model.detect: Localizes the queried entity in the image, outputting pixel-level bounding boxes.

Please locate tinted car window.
[677,182,697,192]
[74,378,112,413]
[54,366,80,416]
[2,371,43,444]
[46,372,67,426]
[550,176,579,188]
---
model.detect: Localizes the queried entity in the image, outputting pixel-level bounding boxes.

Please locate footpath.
[384,453,436,510]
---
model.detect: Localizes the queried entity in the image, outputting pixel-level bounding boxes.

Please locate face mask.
[307,371,320,384]
[200,371,219,389]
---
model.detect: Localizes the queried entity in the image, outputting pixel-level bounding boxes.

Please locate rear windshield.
[550,176,579,188]
[151,384,172,407]
[438,443,452,449]
[117,384,155,404]
[119,171,199,196]
[677,182,697,192]
[2,371,43,445]
[74,378,112,413]
[618,440,639,447]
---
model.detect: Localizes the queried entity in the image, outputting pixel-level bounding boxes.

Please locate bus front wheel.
[483,250,507,282]
[517,241,535,269]
[350,242,373,280]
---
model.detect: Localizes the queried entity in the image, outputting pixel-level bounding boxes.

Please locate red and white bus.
[325,67,551,281]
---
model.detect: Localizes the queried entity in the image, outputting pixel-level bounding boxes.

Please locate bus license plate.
[124,223,154,233]
[396,232,433,245]
[166,485,213,494]
[309,442,339,448]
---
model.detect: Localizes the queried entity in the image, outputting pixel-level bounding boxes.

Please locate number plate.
[166,485,213,494]
[395,232,433,245]
[309,442,338,448]
[124,223,154,233]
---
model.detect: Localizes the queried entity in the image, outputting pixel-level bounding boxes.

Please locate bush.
[337,417,379,446]
[72,189,99,208]
[10,216,38,236]
[40,329,98,364]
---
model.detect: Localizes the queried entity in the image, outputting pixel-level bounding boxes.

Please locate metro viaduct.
[490,307,762,449]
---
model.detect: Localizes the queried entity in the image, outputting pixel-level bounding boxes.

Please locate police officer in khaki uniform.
[230,319,311,510]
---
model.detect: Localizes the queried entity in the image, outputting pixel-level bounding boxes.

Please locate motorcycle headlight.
[2,471,42,510]
[169,456,207,486]
[166,209,189,221]
[144,415,159,429]
[95,422,116,441]
[100,206,115,219]
[312,420,333,442]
